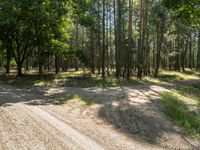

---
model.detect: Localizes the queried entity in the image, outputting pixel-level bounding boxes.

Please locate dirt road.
[0,82,200,150]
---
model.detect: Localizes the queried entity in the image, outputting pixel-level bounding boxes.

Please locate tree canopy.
[0,0,199,78]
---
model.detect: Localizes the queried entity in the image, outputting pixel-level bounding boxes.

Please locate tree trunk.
[175,34,180,71]
[109,10,114,71]
[55,54,59,74]
[127,0,133,79]
[6,43,11,74]
[17,62,22,76]
[154,17,164,78]
[97,0,101,74]
[181,37,188,72]
[25,59,29,71]
[47,56,50,72]
[188,31,192,69]
[106,9,110,76]
[116,0,122,79]
[143,0,149,76]
[102,0,105,79]
[90,29,95,73]
[196,30,200,70]
[75,60,78,71]
[137,0,144,79]
[38,46,43,76]
[113,0,118,77]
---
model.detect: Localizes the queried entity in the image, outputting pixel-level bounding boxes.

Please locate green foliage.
[64,48,88,65]
[163,0,200,28]
[0,0,72,69]
[71,0,97,28]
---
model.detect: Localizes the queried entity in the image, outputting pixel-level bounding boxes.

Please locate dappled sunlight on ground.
[0,80,200,149]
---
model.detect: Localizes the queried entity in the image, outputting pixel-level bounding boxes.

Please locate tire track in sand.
[21,104,104,150]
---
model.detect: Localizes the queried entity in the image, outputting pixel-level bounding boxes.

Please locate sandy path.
[0,84,104,150]
[29,105,104,150]
[0,81,200,150]
[42,85,200,150]
[0,104,89,150]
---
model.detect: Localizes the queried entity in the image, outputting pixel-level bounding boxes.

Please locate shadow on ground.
[1,83,198,150]
[0,72,142,88]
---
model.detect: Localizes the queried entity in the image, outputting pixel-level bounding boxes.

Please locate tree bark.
[154,16,164,78]
[102,0,105,79]
[188,31,192,69]
[37,46,43,76]
[127,0,133,79]
[116,0,122,79]
[175,34,180,71]
[181,37,188,72]
[137,0,144,79]
[90,29,95,73]
[6,42,11,74]
[97,0,101,74]
[196,30,200,70]
[55,54,59,74]
[12,38,29,76]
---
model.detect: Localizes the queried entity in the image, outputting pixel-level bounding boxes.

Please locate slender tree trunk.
[137,0,144,79]
[90,29,95,73]
[113,0,118,75]
[188,31,192,69]
[6,43,11,74]
[38,46,43,76]
[106,9,110,76]
[152,35,156,69]
[14,41,23,76]
[175,34,180,71]
[102,0,105,79]
[116,0,122,79]
[97,0,101,74]
[127,0,133,79]
[109,10,114,71]
[154,24,160,78]
[181,37,188,72]
[25,59,29,71]
[48,56,50,72]
[55,54,59,74]
[196,30,200,70]
[154,17,164,78]
[17,62,22,76]
[143,0,149,76]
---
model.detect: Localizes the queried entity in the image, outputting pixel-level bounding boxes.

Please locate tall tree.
[102,0,106,79]
[127,0,133,79]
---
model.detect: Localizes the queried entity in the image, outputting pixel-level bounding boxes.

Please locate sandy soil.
[0,81,200,150]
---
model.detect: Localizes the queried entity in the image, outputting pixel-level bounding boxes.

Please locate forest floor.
[0,69,200,87]
[0,78,200,150]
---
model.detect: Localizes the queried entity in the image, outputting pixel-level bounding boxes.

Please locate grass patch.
[0,69,199,87]
[48,93,100,106]
[191,83,200,90]
[0,74,56,87]
[72,94,99,106]
[0,71,142,87]
[142,77,162,84]
[63,76,142,87]
[142,69,200,85]
[157,70,199,83]
[161,85,200,138]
